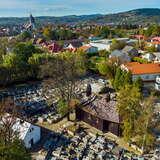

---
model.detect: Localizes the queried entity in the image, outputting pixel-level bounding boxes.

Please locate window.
[29,128,34,132]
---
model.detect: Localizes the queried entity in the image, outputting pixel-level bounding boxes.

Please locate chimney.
[86,84,92,97]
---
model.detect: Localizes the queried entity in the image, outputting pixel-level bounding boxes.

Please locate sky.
[0,0,159,17]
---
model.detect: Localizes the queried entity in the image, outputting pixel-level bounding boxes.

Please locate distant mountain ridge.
[0,8,160,26]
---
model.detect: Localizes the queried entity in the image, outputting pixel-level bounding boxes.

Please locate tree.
[132,57,149,64]
[110,39,126,51]
[2,53,30,83]
[117,85,141,141]
[98,50,110,58]
[113,67,132,90]
[133,77,143,91]
[28,53,56,79]
[0,98,31,160]
[144,45,157,53]
[113,68,123,90]
[18,31,32,41]
[13,42,36,61]
[57,99,68,116]
[42,26,54,40]
[97,61,109,76]
[99,26,110,38]
[144,24,160,37]
[117,85,155,151]
[40,52,87,120]
[136,96,156,152]
[97,58,118,81]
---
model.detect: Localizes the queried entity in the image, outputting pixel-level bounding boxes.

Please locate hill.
[96,8,160,24]
[0,8,160,26]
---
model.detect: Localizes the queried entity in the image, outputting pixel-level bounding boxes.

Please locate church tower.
[29,14,36,30]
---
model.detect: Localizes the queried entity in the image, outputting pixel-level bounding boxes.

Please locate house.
[142,53,156,62]
[122,45,139,58]
[147,37,160,51]
[79,45,98,54]
[48,42,62,53]
[147,41,160,52]
[65,41,83,52]
[2,114,41,149]
[89,35,102,41]
[90,38,135,51]
[76,93,121,136]
[121,62,160,82]
[133,34,145,40]
[151,37,160,43]
[126,39,138,46]
[90,39,112,51]
[153,52,160,62]
[110,50,131,63]
[13,119,41,148]
[155,76,160,91]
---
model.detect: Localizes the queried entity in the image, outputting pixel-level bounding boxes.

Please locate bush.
[132,57,149,64]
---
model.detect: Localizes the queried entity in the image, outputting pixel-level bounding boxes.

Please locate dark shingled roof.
[82,95,120,123]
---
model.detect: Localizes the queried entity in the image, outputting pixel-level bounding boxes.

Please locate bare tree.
[0,97,31,160]
[0,97,17,145]
[40,52,86,120]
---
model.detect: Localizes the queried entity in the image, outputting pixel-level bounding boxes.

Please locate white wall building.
[90,38,136,51]
[155,76,160,91]
[121,62,160,82]
[90,39,111,51]
[79,45,98,54]
[12,119,41,148]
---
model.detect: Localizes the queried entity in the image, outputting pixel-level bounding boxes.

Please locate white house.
[121,62,160,82]
[90,38,135,51]
[90,39,112,51]
[65,41,83,51]
[153,52,160,63]
[146,41,160,52]
[79,45,98,54]
[12,119,41,148]
[155,76,160,91]
[142,53,156,62]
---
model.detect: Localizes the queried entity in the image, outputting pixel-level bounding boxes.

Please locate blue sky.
[0,0,159,17]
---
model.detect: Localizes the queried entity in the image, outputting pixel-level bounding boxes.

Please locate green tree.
[0,138,31,160]
[117,85,141,141]
[99,26,110,38]
[133,77,143,91]
[110,39,126,51]
[144,45,157,53]
[57,99,68,116]
[13,42,36,61]
[18,31,32,41]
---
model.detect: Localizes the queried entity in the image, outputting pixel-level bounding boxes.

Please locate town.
[0,3,160,160]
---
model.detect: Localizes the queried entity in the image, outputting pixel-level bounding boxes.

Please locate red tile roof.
[152,37,160,42]
[79,45,91,51]
[151,41,160,45]
[124,62,160,75]
[134,35,145,40]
